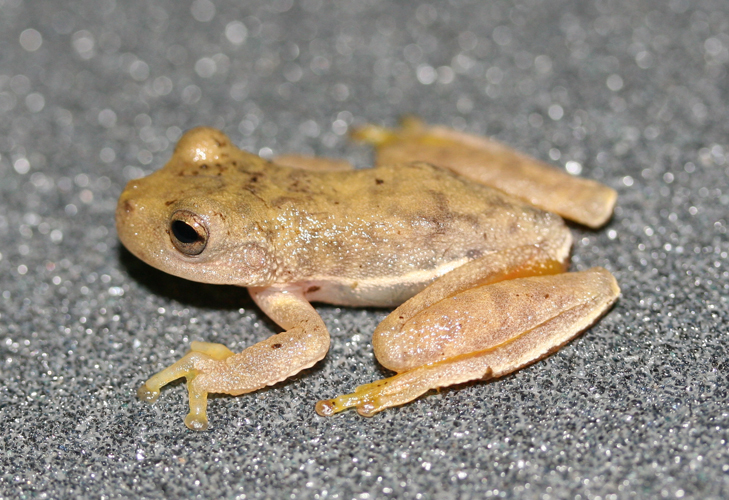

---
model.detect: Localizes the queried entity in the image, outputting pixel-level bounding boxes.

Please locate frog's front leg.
[138,284,329,430]
[316,266,619,417]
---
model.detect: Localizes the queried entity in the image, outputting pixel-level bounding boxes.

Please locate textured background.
[1,0,728,498]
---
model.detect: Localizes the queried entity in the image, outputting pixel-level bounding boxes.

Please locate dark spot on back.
[430,190,449,213]
[200,164,208,169]
[414,191,454,236]
[456,212,481,228]
[375,178,384,185]
[466,249,482,260]
[272,343,282,349]
[285,170,316,193]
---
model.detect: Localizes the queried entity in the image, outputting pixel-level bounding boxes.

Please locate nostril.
[123,200,135,213]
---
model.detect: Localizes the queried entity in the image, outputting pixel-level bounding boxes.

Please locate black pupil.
[171,220,200,244]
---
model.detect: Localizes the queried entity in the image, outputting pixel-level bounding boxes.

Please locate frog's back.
[263,161,571,305]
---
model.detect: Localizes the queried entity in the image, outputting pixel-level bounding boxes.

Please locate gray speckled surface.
[1,0,728,498]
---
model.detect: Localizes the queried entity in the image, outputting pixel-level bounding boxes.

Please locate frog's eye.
[169,210,208,256]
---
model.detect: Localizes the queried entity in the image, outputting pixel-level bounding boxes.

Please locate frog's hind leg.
[316,267,619,417]
[352,118,617,228]
[316,243,568,416]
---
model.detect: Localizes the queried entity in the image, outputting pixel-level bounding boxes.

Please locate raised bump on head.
[173,127,233,164]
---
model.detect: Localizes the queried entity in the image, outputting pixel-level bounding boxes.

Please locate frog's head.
[116,127,276,286]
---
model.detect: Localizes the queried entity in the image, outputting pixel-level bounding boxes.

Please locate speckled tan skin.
[116,121,619,430]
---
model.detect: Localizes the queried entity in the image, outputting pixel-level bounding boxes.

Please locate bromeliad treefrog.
[116,118,619,430]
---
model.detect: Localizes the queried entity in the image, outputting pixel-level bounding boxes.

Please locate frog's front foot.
[137,341,234,431]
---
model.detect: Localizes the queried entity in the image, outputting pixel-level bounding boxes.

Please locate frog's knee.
[372,328,412,373]
[373,304,485,374]
[174,127,233,164]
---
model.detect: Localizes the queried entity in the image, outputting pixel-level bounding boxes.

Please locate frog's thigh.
[317,268,619,417]
[375,267,619,371]
[372,244,568,371]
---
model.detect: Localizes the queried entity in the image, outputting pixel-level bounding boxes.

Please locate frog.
[116,118,620,430]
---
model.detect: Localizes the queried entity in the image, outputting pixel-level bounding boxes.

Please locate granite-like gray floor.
[1,0,728,498]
